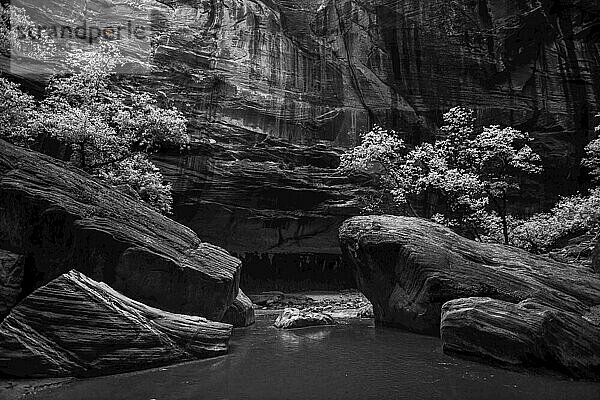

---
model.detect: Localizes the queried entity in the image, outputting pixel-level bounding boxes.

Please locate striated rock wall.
[154,141,367,289]
[10,0,600,281]
[141,0,599,276]
[146,1,599,144]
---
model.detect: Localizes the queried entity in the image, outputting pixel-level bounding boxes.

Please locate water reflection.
[29,316,600,400]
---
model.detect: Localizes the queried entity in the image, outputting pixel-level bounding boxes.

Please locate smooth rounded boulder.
[339,215,600,378]
[340,215,600,334]
[274,308,335,329]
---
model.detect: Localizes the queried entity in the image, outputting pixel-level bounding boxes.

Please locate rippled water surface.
[32,315,600,400]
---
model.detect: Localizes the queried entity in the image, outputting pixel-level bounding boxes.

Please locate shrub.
[511,189,600,252]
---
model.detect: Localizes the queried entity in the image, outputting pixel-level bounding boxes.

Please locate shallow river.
[31,315,600,400]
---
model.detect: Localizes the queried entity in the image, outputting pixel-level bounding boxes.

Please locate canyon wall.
[11,0,600,285]
[143,0,598,284]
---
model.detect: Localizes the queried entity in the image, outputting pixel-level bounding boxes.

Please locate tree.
[1,4,56,59]
[501,114,600,255]
[0,77,36,147]
[582,114,600,180]
[0,5,52,147]
[340,107,543,244]
[464,125,542,243]
[1,45,189,214]
[339,126,409,214]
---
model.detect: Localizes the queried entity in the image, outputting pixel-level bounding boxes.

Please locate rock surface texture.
[221,289,256,327]
[441,297,600,379]
[0,141,241,321]
[339,215,600,378]
[0,249,24,320]
[150,0,599,277]
[0,270,232,378]
[273,307,335,329]
[13,0,599,280]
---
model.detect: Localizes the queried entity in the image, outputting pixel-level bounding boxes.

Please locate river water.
[30,315,600,400]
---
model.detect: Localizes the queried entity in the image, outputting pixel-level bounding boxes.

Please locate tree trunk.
[79,143,86,170]
[501,214,509,245]
[501,194,509,245]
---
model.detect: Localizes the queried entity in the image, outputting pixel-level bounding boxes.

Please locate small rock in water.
[273,308,335,329]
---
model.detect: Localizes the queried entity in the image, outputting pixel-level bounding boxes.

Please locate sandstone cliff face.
[147,0,599,144]
[154,142,367,288]
[10,0,600,280]
[139,0,599,274]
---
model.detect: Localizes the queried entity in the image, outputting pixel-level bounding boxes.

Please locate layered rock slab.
[339,215,600,377]
[0,270,232,378]
[441,297,600,379]
[221,289,255,327]
[0,141,241,320]
[339,216,600,334]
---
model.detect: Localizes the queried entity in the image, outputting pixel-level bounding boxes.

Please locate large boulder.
[221,289,256,327]
[339,215,600,335]
[0,249,25,320]
[0,141,241,321]
[441,297,600,379]
[0,270,232,378]
[339,215,600,377]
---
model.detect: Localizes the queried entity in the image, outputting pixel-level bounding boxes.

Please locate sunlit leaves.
[113,92,189,152]
[0,78,36,147]
[2,45,189,214]
[98,153,173,215]
[340,126,405,174]
[339,107,543,243]
[583,115,600,180]
[1,5,57,59]
[512,189,600,252]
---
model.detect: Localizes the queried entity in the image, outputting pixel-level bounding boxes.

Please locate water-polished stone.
[274,308,335,329]
[0,270,233,378]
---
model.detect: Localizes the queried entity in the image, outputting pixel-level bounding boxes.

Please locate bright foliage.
[0,45,189,214]
[341,107,542,243]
